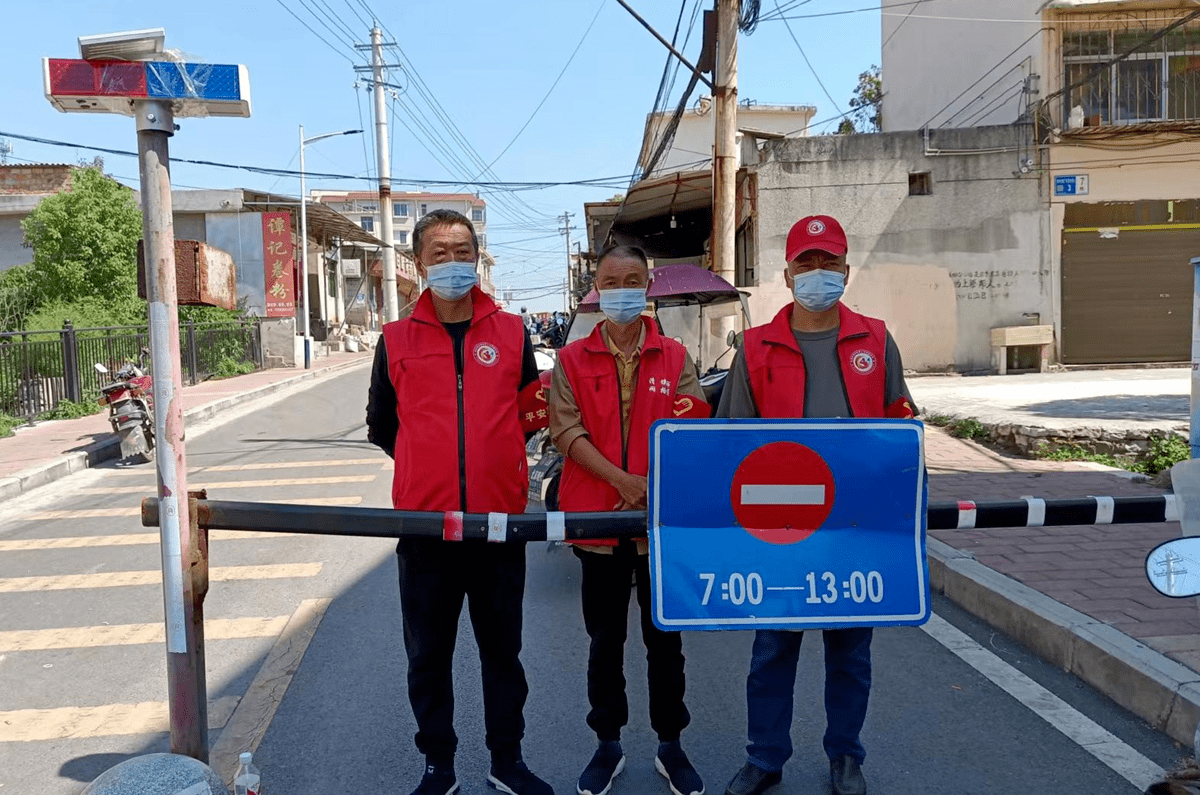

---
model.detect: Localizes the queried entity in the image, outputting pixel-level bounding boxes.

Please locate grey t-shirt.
[716,327,914,419]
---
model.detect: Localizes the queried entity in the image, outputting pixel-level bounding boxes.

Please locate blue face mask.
[426,261,478,301]
[598,288,647,326]
[791,268,845,312]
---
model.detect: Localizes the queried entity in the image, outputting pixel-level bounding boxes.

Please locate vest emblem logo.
[807,219,826,236]
[473,342,500,367]
[850,349,877,375]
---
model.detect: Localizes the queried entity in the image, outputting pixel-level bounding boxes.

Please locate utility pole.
[138,98,206,762]
[713,0,738,283]
[369,24,398,322]
[559,211,574,312]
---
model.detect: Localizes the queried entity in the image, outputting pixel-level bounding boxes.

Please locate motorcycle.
[95,351,155,464]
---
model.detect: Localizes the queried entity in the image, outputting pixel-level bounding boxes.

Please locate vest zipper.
[456,345,468,512]
[612,357,631,471]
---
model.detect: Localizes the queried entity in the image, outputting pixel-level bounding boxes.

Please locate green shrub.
[210,356,255,380]
[923,413,953,427]
[946,418,988,440]
[1143,434,1190,477]
[1035,442,1124,469]
[0,412,17,438]
[38,398,104,421]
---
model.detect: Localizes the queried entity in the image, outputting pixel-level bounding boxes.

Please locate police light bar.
[43,58,251,118]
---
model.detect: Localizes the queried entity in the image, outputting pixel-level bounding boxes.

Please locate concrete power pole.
[371,24,399,323]
[559,211,574,312]
[713,0,738,283]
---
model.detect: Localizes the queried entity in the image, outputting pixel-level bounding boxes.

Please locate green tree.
[19,166,144,324]
[840,65,883,134]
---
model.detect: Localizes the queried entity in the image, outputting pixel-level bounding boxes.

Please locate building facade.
[883,0,1200,364]
[310,190,496,296]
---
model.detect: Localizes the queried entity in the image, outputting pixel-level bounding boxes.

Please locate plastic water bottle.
[234,751,261,795]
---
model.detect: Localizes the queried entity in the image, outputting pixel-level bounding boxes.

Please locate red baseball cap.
[786,215,848,261]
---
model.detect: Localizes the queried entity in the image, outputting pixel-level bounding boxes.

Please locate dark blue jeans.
[746,628,873,772]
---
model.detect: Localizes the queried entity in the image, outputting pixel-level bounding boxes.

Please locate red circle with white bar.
[730,442,835,545]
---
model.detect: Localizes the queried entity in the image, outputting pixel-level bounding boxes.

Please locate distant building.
[311,190,496,296]
[0,164,79,272]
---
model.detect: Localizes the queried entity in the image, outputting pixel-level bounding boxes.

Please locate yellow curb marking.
[0,616,290,652]
[79,476,376,494]
[0,563,322,593]
[211,598,331,783]
[0,695,241,743]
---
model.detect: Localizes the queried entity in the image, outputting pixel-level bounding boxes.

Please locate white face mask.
[425,261,478,301]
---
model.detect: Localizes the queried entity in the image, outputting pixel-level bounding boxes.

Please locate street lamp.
[299,124,362,368]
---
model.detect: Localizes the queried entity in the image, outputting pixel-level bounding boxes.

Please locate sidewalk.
[0,350,372,503]
[925,425,1200,745]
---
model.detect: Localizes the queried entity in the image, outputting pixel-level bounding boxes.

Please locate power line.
[295,0,359,51]
[882,0,926,49]
[274,0,359,64]
[761,0,925,22]
[341,0,369,28]
[921,28,1046,129]
[472,0,607,176]
[0,128,689,189]
[774,0,840,119]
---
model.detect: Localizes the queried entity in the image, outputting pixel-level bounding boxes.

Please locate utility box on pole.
[136,240,238,310]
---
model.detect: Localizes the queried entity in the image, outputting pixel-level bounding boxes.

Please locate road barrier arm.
[141,495,1181,539]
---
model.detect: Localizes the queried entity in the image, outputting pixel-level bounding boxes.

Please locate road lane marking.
[0,695,240,742]
[0,616,290,652]
[210,598,331,784]
[200,458,382,473]
[78,476,376,494]
[0,563,323,593]
[922,613,1163,791]
[107,458,385,475]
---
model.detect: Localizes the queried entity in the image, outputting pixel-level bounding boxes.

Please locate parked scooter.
[95,351,155,464]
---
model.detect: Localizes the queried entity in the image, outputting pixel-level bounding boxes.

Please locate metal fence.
[0,320,263,423]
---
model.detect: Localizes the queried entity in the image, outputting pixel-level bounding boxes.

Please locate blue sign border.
[649,419,928,629]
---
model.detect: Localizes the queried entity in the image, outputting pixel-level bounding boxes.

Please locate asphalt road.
[0,366,1190,795]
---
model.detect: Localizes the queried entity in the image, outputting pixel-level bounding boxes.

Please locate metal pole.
[135,98,206,761]
[560,211,573,312]
[612,0,714,90]
[713,0,738,283]
[372,24,399,323]
[299,124,311,369]
[334,237,345,329]
[1191,256,1200,458]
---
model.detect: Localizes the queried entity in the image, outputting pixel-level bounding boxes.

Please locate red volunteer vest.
[557,317,701,533]
[743,303,889,419]
[383,286,527,513]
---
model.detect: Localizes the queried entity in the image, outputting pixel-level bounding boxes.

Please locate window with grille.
[395,202,409,217]
[397,231,408,245]
[360,216,374,232]
[1064,27,1200,125]
[472,207,484,223]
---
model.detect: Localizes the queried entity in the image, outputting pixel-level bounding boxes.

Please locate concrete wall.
[0,216,30,271]
[882,0,1044,132]
[642,105,816,174]
[750,126,1049,372]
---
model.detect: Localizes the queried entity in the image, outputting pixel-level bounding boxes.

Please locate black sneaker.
[655,741,704,795]
[410,763,459,795]
[829,755,866,795]
[488,758,555,795]
[578,740,626,795]
[722,762,781,795]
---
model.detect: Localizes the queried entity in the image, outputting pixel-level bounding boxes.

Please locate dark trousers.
[746,627,873,771]
[575,542,691,743]
[397,537,529,764]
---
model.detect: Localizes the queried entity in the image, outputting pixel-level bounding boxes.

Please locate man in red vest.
[717,215,915,795]
[548,245,710,795]
[366,209,552,795]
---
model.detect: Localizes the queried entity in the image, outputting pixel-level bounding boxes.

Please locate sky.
[3,0,884,313]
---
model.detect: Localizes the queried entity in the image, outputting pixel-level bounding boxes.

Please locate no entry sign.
[648,419,929,631]
[730,441,835,545]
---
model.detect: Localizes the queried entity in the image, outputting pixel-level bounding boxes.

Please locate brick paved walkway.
[926,426,1200,671]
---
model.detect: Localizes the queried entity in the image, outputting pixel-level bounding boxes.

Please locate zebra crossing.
[0,454,389,792]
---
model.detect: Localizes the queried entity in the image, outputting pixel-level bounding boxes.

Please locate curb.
[0,356,370,505]
[928,537,1200,746]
